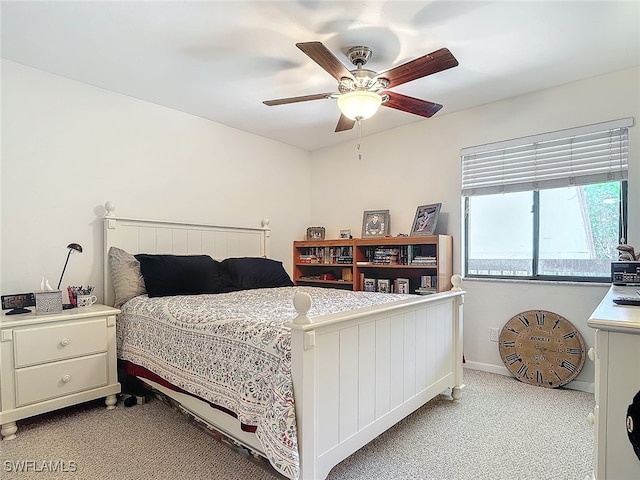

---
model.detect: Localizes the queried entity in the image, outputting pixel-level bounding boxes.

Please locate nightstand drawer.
[15,353,108,407]
[13,318,107,367]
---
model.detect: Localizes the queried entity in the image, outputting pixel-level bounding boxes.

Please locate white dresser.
[588,286,640,479]
[0,304,121,440]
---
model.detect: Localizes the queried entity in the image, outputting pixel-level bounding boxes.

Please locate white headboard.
[102,202,271,307]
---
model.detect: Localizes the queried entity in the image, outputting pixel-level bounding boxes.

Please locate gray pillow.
[109,246,146,308]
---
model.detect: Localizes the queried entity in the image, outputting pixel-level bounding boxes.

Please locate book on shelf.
[328,247,353,264]
[336,256,353,264]
[417,275,437,293]
[364,247,404,265]
[298,254,319,263]
[415,287,437,295]
[410,256,436,266]
[299,246,353,265]
[372,248,401,265]
[342,268,353,282]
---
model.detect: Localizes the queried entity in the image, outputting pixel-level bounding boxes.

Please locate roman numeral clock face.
[498,310,586,388]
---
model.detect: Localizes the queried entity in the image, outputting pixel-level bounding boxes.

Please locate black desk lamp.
[57,243,83,290]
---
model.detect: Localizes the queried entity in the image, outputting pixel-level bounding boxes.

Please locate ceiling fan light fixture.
[337,91,382,121]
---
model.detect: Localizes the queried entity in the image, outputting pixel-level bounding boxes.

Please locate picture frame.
[339,229,352,239]
[395,278,410,294]
[362,210,390,237]
[377,279,391,294]
[306,226,326,240]
[411,203,441,236]
[363,277,377,292]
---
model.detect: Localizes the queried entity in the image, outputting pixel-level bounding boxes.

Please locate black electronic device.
[613,297,640,306]
[1,292,36,315]
[612,262,640,286]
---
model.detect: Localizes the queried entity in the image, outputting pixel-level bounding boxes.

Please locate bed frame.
[102,202,465,480]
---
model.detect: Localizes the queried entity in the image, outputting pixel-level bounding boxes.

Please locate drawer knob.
[588,347,595,361]
[60,338,70,346]
[587,412,595,425]
[62,374,72,383]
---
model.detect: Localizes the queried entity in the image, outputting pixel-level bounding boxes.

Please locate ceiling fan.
[263,41,459,132]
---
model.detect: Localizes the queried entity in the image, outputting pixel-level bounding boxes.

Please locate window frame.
[463,180,627,283]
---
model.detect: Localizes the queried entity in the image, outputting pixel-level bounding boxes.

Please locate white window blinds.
[461,118,633,197]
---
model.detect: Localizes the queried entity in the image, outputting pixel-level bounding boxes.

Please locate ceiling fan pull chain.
[357,119,362,160]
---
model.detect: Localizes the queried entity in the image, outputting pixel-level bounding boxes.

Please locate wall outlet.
[490,328,500,342]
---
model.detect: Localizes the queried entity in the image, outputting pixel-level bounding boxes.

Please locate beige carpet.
[0,368,595,480]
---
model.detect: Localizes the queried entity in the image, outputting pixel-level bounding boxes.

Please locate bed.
[102,203,465,480]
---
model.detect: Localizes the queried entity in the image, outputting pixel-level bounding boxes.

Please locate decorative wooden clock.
[498,310,586,388]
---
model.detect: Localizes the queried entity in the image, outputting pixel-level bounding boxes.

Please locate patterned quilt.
[116,286,413,479]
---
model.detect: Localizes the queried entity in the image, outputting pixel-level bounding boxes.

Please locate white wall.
[3,58,638,390]
[1,60,311,299]
[310,66,640,390]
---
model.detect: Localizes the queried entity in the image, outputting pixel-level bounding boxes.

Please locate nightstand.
[0,304,121,440]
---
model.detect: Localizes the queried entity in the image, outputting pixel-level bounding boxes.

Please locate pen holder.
[67,287,78,307]
[35,290,63,315]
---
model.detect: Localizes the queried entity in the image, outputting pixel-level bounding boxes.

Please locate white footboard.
[289,289,464,480]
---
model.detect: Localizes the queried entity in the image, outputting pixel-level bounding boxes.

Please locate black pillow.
[135,254,222,297]
[220,257,293,291]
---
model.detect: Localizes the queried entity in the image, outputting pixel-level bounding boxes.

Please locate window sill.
[461,276,611,288]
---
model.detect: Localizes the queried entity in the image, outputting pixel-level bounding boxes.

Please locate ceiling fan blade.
[296,42,354,82]
[377,48,458,88]
[335,114,356,132]
[263,93,334,106]
[382,92,443,118]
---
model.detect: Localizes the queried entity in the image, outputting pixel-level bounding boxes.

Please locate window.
[462,118,632,281]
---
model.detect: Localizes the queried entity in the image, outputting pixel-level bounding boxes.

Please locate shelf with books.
[293,239,354,290]
[296,277,354,289]
[354,235,452,294]
[293,235,452,293]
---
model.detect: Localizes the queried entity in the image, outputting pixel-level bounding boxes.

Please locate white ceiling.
[2,1,639,151]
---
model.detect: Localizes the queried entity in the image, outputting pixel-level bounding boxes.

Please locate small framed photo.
[339,229,352,239]
[377,279,391,294]
[411,203,441,236]
[306,226,326,240]
[362,210,390,237]
[363,277,377,292]
[395,278,410,294]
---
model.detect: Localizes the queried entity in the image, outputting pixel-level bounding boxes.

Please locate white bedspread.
[116,286,413,479]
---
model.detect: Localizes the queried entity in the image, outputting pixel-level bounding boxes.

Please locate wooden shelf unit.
[293,235,453,293]
[293,239,355,290]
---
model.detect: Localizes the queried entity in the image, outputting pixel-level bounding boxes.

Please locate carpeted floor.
[0,368,594,480]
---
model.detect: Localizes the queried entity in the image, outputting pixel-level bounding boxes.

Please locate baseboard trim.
[464,361,594,394]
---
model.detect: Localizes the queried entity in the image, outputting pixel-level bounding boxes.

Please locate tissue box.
[35,290,63,314]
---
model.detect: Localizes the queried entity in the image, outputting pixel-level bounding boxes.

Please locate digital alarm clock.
[1,292,36,315]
